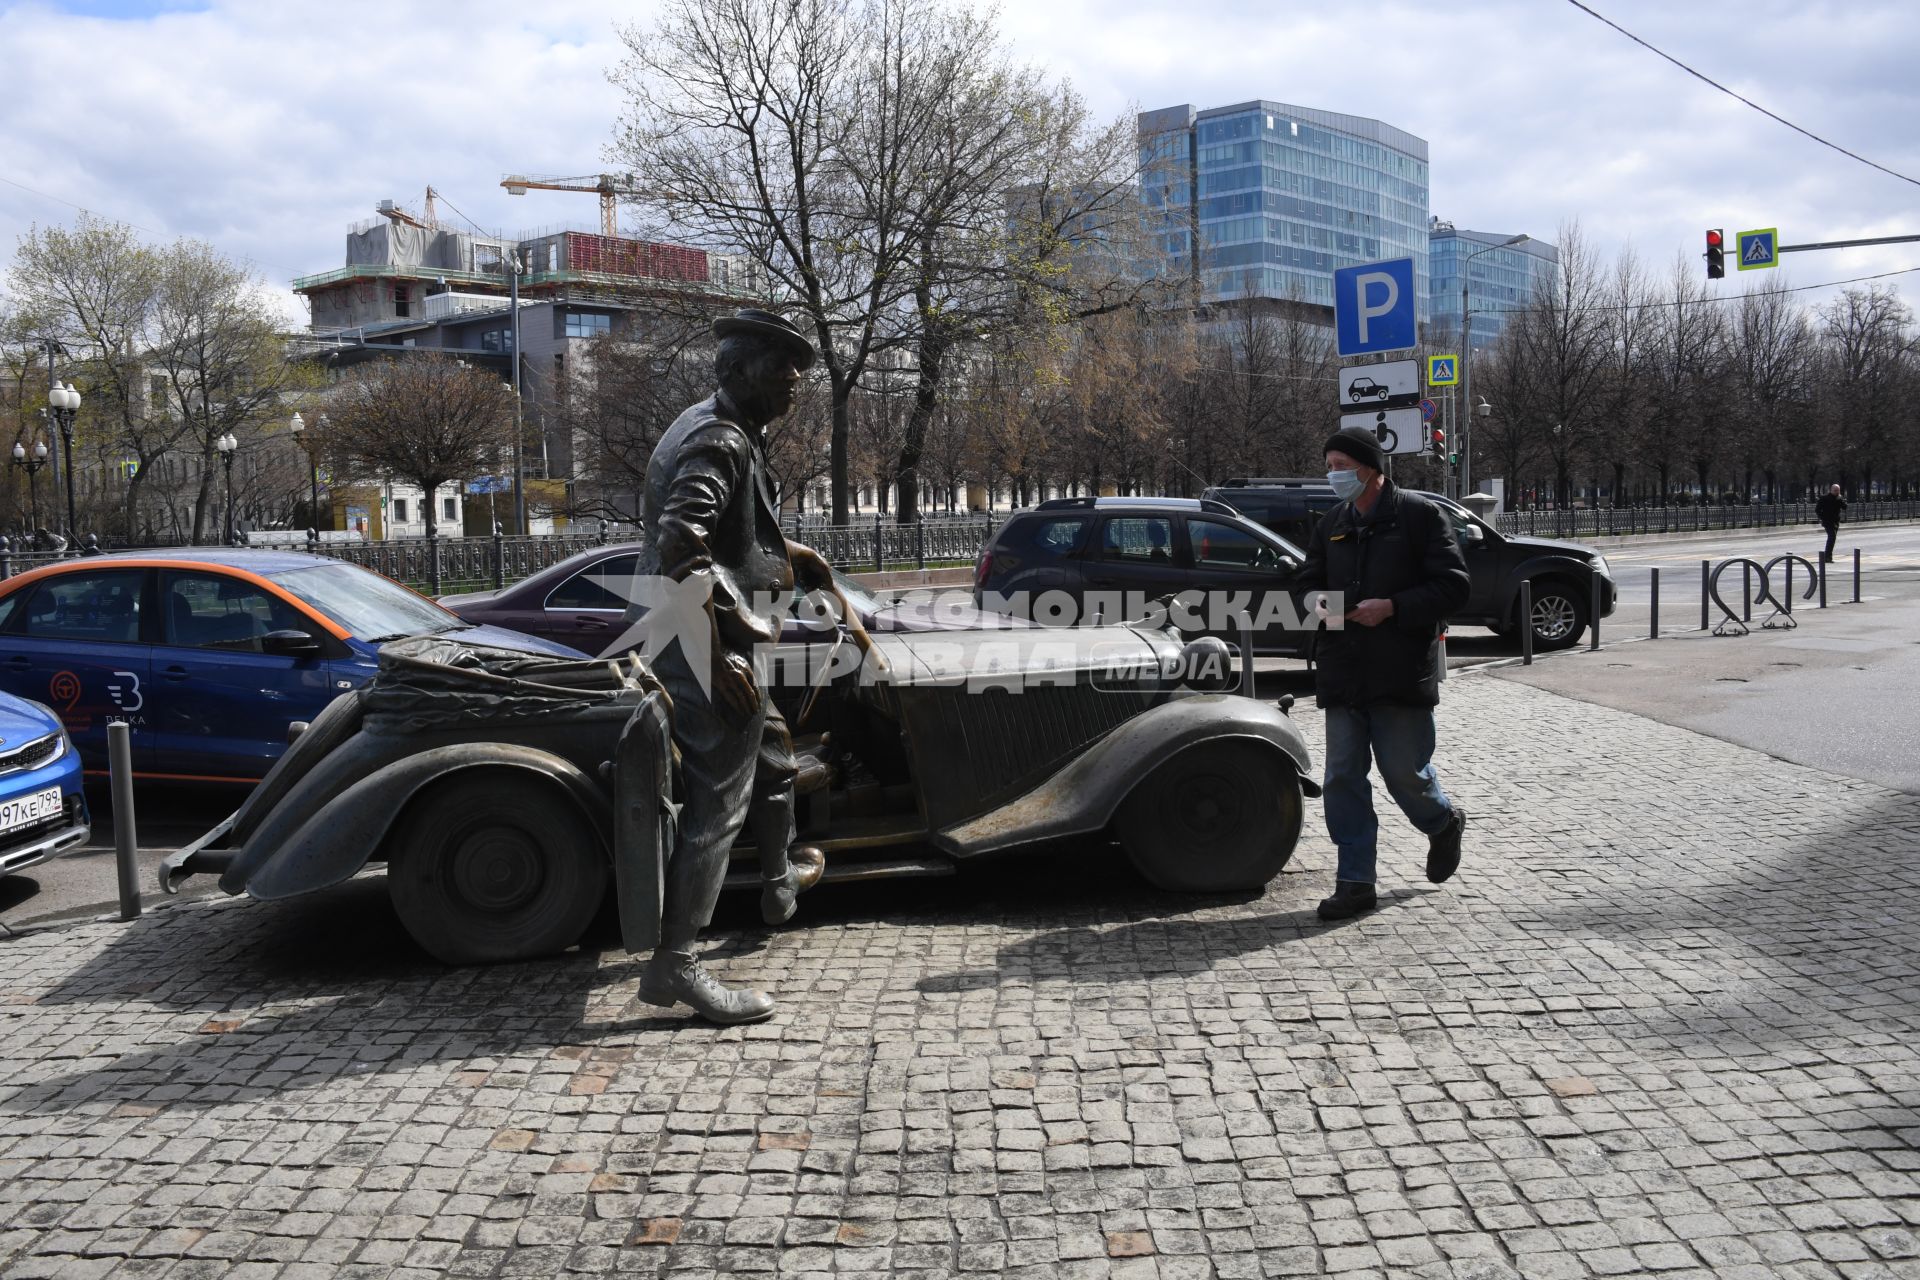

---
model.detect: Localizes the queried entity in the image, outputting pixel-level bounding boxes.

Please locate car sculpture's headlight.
[1178,635,1238,693]
[1591,554,1612,578]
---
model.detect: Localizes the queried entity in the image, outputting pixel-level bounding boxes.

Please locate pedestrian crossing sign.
[1737,228,1778,271]
[1427,354,1459,387]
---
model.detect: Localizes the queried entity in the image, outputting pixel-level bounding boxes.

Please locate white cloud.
[3,0,1917,329]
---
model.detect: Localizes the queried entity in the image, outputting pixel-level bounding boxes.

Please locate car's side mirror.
[261,629,323,657]
[1278,555,1300,572]
[1462,525,1485,544]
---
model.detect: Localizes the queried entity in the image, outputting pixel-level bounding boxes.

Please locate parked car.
[161,620,1318,964]
[0,550,586,783]
[0,691,89,878]
[1202,478,1617,650]
[440,545,1024,656]
[972,497,1315,655]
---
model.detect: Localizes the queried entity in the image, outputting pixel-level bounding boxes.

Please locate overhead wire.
[1563,0,1920,190]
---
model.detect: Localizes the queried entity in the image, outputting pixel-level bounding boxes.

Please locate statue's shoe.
[761,845,827,925]
[638,951,775,1024]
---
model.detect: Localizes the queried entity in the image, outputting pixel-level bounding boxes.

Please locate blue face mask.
[1328,468,1367,501]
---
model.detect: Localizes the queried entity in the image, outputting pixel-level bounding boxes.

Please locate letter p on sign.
[1334,256,1417,357]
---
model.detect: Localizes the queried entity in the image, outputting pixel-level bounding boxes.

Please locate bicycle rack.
[1707,554,1818,635]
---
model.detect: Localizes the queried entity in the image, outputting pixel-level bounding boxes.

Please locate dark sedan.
[440,543,1022,657]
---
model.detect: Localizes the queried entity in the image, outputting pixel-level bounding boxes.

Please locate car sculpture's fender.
[933,693,1318,857]
[239,742,609,901]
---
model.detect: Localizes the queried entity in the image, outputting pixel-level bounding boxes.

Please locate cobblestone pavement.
[4,676,1920,1279]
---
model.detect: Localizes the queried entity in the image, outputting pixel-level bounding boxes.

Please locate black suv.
[972,497,1315,656]
[1201,478,1616,650]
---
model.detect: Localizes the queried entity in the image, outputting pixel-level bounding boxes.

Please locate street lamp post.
[10,439,51,533]
[45,381,82,540]
[290,412,323,531]
[1458,234,1529,498]
[509,251,526,534]
[217,432,238,545]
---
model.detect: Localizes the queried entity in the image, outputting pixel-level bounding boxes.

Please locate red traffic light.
[1706,229,1723,247]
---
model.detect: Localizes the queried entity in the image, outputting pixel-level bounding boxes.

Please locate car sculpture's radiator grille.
[0,734,60,776]
[905,682,1155,830]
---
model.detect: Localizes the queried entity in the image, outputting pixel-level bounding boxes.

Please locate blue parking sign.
[1334,257,1417,357]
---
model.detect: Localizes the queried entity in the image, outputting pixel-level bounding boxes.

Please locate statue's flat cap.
[712,309,815,370]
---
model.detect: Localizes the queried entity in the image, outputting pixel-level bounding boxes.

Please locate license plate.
[0,787,63,835]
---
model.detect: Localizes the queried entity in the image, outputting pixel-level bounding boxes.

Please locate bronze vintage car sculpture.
[161,620,1319,965]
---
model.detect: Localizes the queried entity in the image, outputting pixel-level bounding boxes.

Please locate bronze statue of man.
[630,308,829,1024]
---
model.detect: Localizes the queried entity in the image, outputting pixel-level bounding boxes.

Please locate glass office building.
[1428,221,1560,349]
[1138,101,1431,320]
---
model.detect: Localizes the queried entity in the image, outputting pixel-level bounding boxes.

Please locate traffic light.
[1431,426,1446,461]
[1706,228,1725,279]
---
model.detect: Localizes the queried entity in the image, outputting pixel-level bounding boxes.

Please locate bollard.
[492,527,506,590]
[1649,568,1660,639]
[1589,574,1601,651]
[1853,547,1861,603]
[873,512,883,573]
[915,518,925,571]
[108,721,141,922]
[1700,560,1710,631]
[0,533,10,580]
[1240,621,1257,697]
[1819,558,1828,609]
[1521,581,1534,666]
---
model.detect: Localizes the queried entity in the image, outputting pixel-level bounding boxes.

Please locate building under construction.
[290,190,762,527]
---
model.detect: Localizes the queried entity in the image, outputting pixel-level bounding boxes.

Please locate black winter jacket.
[1295,481,1471,708]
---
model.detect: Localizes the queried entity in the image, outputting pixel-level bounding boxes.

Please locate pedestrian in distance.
[1816,483,1847,563]
[1295,426,1472,922]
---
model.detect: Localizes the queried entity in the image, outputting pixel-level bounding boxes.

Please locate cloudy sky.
[3,0,1917,328]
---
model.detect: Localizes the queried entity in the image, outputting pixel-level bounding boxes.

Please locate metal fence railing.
[0,515,999,597]
[1492,500,1920,539]
[8,501,1903,597]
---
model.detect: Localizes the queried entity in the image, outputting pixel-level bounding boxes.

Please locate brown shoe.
[761,845,827,925]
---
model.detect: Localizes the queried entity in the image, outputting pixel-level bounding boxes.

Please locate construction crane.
[375,186,442,230]
[501,173,634,238]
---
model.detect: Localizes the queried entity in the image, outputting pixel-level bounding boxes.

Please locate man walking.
[624,309,829,1024]
[1297,426,1472,922]
[1816,483,1847,563]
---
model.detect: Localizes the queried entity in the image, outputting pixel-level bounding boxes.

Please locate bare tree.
[1815,285,1911,496]
[612,0,925,523]
[9,216,171,536]
[149,239,306,542]
[1497,222,1611,505]
[317,359,515,542]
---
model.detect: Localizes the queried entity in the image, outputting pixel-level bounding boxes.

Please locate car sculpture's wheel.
[1525,582,1588,650]
[1118,741,1302,892]
[388,772,605,964]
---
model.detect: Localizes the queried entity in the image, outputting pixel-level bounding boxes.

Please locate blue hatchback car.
[0,691,89,876]
[0,549,586,783]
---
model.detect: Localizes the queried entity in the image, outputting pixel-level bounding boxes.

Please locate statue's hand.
[712,650,760,725]
[787,540,832,593]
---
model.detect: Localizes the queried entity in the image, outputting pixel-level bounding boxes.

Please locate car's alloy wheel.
[1118,741,1302,892]
[388,771,605,964]
[1526,584,1588,650]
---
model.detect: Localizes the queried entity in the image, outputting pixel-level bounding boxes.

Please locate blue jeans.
[1322,704,1456,885]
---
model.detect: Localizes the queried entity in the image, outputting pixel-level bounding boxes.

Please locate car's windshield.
[269,562,459,642]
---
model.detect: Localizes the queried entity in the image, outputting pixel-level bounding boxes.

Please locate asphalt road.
[9,519,1916,929]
